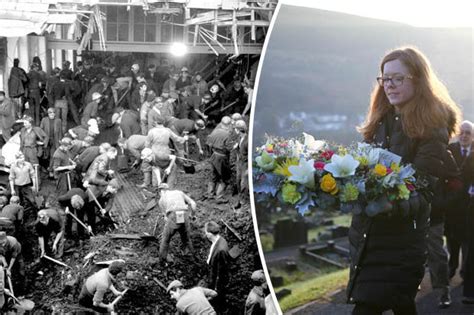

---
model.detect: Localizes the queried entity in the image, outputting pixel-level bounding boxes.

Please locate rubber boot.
[215,182,226,200]
[137,171,151,189]
[206,182,216,197]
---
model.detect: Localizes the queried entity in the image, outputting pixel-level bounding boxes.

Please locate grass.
[277,268,350,312]
[261,214,352,251]
[271,262,340,286]
[307,214,352,242]
[260,233,274,252]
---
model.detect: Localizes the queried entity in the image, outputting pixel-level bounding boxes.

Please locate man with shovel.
[0,232,25,299]
[35,208,65,259]
[52,137,75,195]
[140,148,177,189]
[158,184,196,264]
[9,152,37,212]
[78,260,127,313]
[58,188,90,244]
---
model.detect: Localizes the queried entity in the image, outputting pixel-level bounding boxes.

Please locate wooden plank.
[218,20,270,27]
[108,234,143,240]
[193,24,199,46]
[185,11,250,25]
[46,38,264,54]
[213,9,217,41]
[250,3,255,41]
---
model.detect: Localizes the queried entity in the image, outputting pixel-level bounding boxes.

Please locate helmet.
[235,120,247,131]
[231,113,242,121]
[210,84,219,94]
[221,116,231,126]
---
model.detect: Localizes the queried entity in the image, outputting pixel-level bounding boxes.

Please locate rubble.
[21,159,258,313]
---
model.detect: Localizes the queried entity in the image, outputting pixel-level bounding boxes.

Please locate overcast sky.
[279,0,474,27]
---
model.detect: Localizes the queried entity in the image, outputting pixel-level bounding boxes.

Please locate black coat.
[347,109,451,307]
[208,236,230,293]
[444,141,474,241]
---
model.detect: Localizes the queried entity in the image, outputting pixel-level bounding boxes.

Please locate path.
[287,271,474,314]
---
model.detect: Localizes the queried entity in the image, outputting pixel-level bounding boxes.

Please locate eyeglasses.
[376,75,413,87]
[460,130,472,135]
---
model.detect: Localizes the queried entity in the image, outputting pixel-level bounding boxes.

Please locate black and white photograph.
[0,0,279,314]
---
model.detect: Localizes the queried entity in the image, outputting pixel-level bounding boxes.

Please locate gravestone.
[273,219,308,249]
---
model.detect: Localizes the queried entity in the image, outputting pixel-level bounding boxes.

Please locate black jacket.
[444,141,474,240]
[347,109,451,307]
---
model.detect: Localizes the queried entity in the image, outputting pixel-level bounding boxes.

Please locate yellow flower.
[374,163,387,176]
[356,156,369,167]
[390,162,401,173]
[274,158,299,177]
[320,174,339,195]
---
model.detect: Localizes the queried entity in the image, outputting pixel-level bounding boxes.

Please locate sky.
[279,0,474,27]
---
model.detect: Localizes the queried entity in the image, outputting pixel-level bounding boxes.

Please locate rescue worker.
[0,232,26,298]
[244,270,268,315]
[158,184,196,263]
[52,138,75,196]
[36,208,65,259]
[167,279,217,315]
[139,118,187,189]
[205,118,233,200]
[9,152,36,211]
[78,261,126,313]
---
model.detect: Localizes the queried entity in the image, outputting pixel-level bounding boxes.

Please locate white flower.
[288,158,315,188]
[288,139,304,158]
[303,132,326,153]
[324,154,360,178]
[357,143,380,166]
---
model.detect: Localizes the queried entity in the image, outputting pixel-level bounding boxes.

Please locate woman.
[348,47,461,314]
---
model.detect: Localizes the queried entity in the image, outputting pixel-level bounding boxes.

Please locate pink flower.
[406,183,415,191]
[314,161,326,170]
[386,167,393,175]
[280,142,288,148]
[321,150,334,160]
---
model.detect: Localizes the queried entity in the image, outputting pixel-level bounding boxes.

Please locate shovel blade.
[15,299,35,311]
[145,199,158,212]
[34,195,44,208]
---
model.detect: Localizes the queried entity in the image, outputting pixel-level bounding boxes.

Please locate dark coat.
[0,98,16,132]
[120,110,141,139]
[208,236,230,293]
[40,117,62,149]
[8,67,28,98]
[444,141,474,240]
[347,108,452,307]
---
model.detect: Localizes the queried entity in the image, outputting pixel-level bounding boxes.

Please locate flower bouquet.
[253,133,424,217]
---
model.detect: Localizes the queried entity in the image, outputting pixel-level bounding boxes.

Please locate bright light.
[170,42,187,57]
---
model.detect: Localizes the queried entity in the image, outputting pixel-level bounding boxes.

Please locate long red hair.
[358,46,461,140]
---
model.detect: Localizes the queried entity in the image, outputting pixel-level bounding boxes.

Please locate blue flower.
[253,172,282,196]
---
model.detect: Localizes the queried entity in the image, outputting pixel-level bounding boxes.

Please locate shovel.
[110,288,129,315]
[33,165,44,208]
[87,188,119,229]
[5,276,35,311]
[65,207,94,236]
[182,141,195,174]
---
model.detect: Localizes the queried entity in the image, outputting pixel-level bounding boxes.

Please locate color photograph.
[251,1,473,314]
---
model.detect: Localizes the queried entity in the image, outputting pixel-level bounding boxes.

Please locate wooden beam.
[217,20,270,27]
[46,38,263,54]
[193,24,199,46]
[213,10,218,41]
[250,2,255,41]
